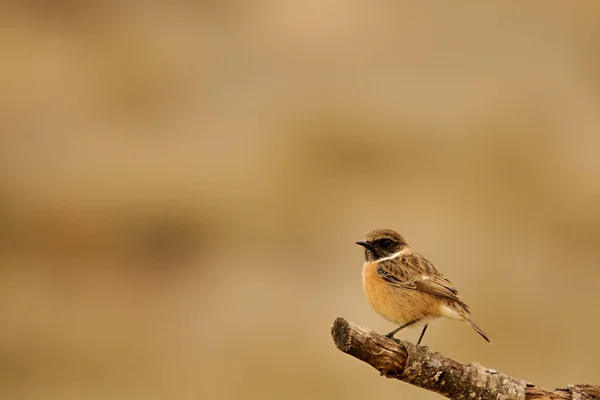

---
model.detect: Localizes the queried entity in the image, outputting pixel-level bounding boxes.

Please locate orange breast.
[362,261,442,326]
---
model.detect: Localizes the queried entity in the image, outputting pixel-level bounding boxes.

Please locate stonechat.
[357,229,491,344]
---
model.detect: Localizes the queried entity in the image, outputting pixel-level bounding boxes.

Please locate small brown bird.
[357,229,491,344]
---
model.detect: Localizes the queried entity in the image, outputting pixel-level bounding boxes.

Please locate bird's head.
[356,229,408,262]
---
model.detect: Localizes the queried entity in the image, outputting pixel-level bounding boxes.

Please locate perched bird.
[356,228,491,344]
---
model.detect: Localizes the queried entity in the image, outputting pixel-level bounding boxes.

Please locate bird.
[356,228,491,345]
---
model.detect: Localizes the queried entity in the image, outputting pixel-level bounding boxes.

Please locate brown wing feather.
[376,252,471,312]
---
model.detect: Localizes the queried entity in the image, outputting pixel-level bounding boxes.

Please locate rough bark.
[331,317,599,400]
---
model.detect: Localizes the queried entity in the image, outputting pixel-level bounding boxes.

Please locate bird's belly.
[362,263,440,326]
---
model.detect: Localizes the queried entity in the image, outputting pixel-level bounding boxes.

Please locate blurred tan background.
[1,2,600,399]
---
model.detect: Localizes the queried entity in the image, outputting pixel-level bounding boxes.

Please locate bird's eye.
[380,238,393,248]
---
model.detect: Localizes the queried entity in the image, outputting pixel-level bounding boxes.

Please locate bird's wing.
[376,253,470,312]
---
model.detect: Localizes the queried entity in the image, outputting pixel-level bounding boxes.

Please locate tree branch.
[331,317,599,400]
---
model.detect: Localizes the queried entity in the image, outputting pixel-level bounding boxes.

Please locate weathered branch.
[331,317,599,400]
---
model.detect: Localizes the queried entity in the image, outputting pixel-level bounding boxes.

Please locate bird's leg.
[385,319,419,338]
[417,324,428,345]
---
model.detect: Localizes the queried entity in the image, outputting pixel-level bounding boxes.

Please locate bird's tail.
[462,315,492,343]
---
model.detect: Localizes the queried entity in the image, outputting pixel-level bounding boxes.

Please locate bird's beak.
[355,240,372,249]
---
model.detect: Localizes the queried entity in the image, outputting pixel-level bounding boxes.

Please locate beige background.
[1,2,600,399]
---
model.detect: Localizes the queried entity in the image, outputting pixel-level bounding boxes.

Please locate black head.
[356,229,408,262]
